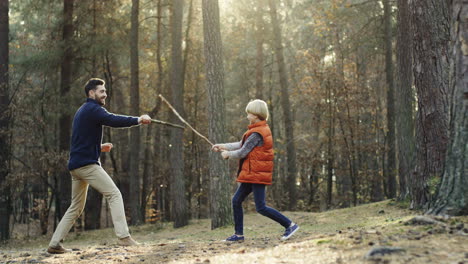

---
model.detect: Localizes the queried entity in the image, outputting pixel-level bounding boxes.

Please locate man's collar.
[86,98,99,104]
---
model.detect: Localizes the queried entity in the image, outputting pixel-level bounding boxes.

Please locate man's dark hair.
[84,78,105,96]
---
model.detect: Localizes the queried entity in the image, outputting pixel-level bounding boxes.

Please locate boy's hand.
[101,143,113,152]
[139,114,151,124]
[212,144,225,152]
[221,151,229,159]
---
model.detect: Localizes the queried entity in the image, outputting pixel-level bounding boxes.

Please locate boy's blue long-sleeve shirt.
[68,98,139,171]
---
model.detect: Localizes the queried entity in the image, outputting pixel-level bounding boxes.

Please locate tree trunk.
[427,1,468,216]
[182,0,194,85]
[371,82,385,202]
[156,0,164,92]
[170,0,189,228]
[255,0,265,99]
[326,80,335,208]
[152,0,166,221]
[202,0,233,229]
[338,105,359,206]
[85,0,102,230]
[396,0,414,201]
[129,0,142,225]
[102,51,121,229]
[337,118,352,207]
[268,0,297,210]
[141,125,153,222]
[268,68,283,208]
[0,0,10,241]
[140,0,166,219]
[141,97,162,221]
[91,0,97,75]
[84,186,101,230]
[57,0,74,220]
[383,0,396,198]
[194,76,209,219]
[308,112,321,207]
[410,0,450,209]
[181,0,195,218]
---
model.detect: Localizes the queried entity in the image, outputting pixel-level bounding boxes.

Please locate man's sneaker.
[281,223,299,241]
[47,245,72,254]
[118,236,141,246]
[223,234,244,242]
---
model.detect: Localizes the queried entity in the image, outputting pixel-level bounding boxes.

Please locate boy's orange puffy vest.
[237,120,274,185]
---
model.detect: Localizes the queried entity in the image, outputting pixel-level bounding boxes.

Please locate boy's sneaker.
[281,223,299,241]
[224,234,244,242]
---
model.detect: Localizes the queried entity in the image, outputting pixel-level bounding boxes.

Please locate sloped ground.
[1,200,467,264]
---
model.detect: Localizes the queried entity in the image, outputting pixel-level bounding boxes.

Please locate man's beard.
[98,97,106,106]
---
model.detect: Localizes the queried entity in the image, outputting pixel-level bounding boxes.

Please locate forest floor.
[0,200,467,264]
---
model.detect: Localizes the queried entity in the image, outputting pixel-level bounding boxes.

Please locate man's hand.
[101,143,113,152]
[212,144,226,152]
[221,151,229,160]
[139,114,151,125]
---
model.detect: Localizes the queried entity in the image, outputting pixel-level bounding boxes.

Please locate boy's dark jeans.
[232,183,292,235]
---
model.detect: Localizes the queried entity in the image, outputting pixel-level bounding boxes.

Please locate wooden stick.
[151,119,185,129]
[159,94,214,146]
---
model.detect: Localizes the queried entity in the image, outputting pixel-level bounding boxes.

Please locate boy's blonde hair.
[245,99,269,121]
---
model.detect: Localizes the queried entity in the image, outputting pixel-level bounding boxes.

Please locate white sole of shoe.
[281,226,300,241]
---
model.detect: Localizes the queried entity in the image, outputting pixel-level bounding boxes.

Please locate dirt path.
[1,201,467,263]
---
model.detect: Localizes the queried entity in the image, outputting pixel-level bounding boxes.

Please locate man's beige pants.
[49,164,130,247]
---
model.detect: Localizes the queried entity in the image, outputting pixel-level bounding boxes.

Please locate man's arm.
[94,106,150,127]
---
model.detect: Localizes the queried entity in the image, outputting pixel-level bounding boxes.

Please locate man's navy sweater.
[68,98,139,171]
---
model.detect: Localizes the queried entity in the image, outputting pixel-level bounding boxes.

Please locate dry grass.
[1,200,467,263]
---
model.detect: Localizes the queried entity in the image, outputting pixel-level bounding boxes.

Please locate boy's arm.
[224,141,242,150]
[212,141,242,152]
[222,133,263,159]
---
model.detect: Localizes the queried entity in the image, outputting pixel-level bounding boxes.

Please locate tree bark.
[326,80,335,208]
[91,0,97,75]
[182,0,194,85]
[152,0,166,221]
[129,0,142,225]
[57,0,74,220]
[255,0,265,99]
[0,0,10,241]
[156,0,164,92]
[85,0,102,230]
[202,0,233,229]
[427,0,468,216]
[141,126,153,222]
[383,0,396,198]
[396,0,415,201]
[268,0,297,210]
[337,117,352,207]
[84,185,101,230]
[140,0,168,222]
[410,0,450,209]
[371,82,385,202]
[170,0,189,228]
